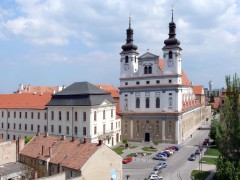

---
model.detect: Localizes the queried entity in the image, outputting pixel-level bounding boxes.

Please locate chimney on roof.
[42,145,44,155]
[83,137,87,144]
[49,147,52,158]
[98,139,103,146]
[61,135,66,140]
[72,136,76,142]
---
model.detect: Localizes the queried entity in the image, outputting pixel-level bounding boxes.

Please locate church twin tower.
[119,13,197,144]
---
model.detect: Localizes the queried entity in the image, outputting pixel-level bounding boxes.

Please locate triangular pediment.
[138,52,159,60]
[100,99,112,106]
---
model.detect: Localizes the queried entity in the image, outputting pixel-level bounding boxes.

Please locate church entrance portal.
[145,133,150,142]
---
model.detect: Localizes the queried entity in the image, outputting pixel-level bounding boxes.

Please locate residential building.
[193,85,205,105]
[19,134,122,179]
[46,82,121,147]
[119,14,211,144]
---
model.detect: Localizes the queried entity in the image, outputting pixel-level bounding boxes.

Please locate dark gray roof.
[47,82,116,106]
[0,162,26,176]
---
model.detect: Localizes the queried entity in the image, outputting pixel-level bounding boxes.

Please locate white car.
[148,174,163,180]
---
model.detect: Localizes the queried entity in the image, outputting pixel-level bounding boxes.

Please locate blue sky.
[0,0,239,93]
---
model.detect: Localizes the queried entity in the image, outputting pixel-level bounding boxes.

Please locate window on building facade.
[169,79,172,83]
[125,56,129,63]
[13,135,16,140]
[116,122,117,128]
[125,82,128,85]
[156,125,159,134]
[25,112,27,119]
[14,112,16,118]
[8,123,10,129]
[149,66,152,74]
[144,66,152,74]
[83,127,86,136]
[51,125,54,133]
[19,124,21,130]
[169,51,173,59]
[44,112,47,120]
[59,111,61,121]
[66,111,69,121]
[136,98,140,108]
[124,124,127,133]
[1,111,3,118]
[1,123,3,129]
[124,98,128,110]
[136,124,139,133]
[156,80,160,84]
[37,125,40,132]
[66,126,69,135]
[14,123,16,129]
[31,112,34,119]
[103,110,105,120]
[156,97,160,108]
[7,134,10,140]
[59,126,61,134]
[25,124,27,130]
[8,112,10,118]
[51,111,54,120]
[111,122,113,130]
[94,111,97,121]
[94,126,97,135]
[31,124,33,131]
[44,126,47,132]
[168,97,173,107]
[146,97,150,108]
[168,121,172,134]
[83,112,86,121]
[75,112,78,121]
[38,112,40,119]
[74,126,78,135]
[146,81,150,84]
[103,124,106,134]
[136,81,140,85]
[19,112,22,118]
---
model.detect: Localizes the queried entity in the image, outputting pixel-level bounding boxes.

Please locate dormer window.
[169,51,173,59]
[125,56,129,63]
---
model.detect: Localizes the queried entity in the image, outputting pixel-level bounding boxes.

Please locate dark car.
[203,138,209,145]
[188,153,196,161]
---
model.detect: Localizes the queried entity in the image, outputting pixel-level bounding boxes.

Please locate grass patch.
[141,147,158,152]
[200,157,217,165]
[191,170,210,180]
[127,153,136,157]
[204,147,221,156]
[129,146,138,149]
[112,146,124,155]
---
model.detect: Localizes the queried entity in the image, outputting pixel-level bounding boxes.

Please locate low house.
[19,134,122,180]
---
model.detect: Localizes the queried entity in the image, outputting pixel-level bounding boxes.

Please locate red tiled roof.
[0,93,52,109]
[20,135,100,170]
[95,84,119,98]
[193,85,204,95]
[182,70,192,86]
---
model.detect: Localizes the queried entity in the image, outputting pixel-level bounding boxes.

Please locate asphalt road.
[122,121,211,180]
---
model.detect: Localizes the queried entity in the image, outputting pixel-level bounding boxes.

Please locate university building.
[119,15,211,144]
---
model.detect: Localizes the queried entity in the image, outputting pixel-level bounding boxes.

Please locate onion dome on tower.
[162,9,182,50]
[121,16,138,53]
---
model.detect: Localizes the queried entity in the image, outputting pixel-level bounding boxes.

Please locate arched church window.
[125,56,129,63]
[144,66,148,74]
[149,66,152,74]
[136,98,140,108]
[124,98,128,110]
[146,97,150,108]
[169,51,173,59]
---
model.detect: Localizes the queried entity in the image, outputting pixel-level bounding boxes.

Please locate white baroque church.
[119,14,211,144]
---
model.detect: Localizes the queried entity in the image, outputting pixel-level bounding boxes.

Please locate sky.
[0,0,239,93]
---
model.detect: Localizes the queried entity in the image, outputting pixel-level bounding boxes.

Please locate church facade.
[119,15,211,144]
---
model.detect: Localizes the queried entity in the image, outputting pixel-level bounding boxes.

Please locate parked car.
[152,155,167,161]
[195,149,201,155]
[152,167,161,174]
[122,157,132,164]
[158,152,168,157]
[148,174,163,180]
[188,153,196,161]
[165,149,173,155]
[203,138,210,145]
[156,162,167,169]
[169,145,179,151]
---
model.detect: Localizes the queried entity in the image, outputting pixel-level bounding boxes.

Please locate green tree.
[209,118,220,142]
[215,74,240,179]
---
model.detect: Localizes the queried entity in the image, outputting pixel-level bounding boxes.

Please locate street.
[122,121,212,180]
